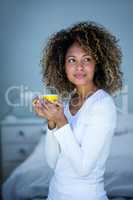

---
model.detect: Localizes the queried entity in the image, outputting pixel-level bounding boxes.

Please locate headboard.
[113,85,133,135]
[113,85,128,114]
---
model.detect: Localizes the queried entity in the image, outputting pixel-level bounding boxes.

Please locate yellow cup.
[42,94,59,102]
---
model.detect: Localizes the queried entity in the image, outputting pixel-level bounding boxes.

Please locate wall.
[0,0,133,119]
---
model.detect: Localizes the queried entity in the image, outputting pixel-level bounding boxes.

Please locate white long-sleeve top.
[45,89,117,200]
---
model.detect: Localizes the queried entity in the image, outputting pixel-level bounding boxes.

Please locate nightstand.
[0,116,47,182]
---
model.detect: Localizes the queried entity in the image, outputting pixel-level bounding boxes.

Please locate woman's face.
[65,43,96,88]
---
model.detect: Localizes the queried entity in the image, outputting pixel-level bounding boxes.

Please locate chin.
[73,80,89,86]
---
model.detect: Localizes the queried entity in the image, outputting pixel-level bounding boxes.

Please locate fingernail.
[40,99,45,106]
[32,96,39,103]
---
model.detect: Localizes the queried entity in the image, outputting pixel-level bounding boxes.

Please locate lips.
[74,74,86,79]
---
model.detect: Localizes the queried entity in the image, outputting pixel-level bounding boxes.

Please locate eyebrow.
[66,54,91,58]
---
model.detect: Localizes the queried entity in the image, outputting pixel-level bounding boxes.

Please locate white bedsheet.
[104,132,133,197]
[2,135,53,200]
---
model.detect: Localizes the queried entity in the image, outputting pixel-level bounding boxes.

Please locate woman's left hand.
[42,100,68,128]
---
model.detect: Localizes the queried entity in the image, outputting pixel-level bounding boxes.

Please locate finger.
[38,102,52,114]
[44,99,53,106]
[39,99,46,107]
[34,107,44,117]
[34,102,43,111]
[44,99,63,108]
[32,96,39,106]
[34,105,48,118]
[35,106,50,120]
[43,100,56,109]
[36,99,45,108]
[44,102,59,112]
[53,100,63,108]
[34,102,45,115]
[43,103,49,111]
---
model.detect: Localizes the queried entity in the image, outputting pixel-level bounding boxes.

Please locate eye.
[84,57,91,62]
[67,58,76,63]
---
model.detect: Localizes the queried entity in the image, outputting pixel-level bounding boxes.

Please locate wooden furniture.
[0,116,47,182]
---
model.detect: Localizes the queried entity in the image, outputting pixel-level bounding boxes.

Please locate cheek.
[65,65,73,76]
[86,64,95,73]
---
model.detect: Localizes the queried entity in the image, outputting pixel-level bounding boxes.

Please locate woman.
[33,21,123,200]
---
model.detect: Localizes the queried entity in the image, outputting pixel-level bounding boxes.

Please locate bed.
[104,113,133,200]
[2,87,133,200]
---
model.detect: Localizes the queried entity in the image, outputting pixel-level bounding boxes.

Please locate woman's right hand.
[32,97,47,118]
[32,97,56,129]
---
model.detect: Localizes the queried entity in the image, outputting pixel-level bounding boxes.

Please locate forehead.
[65,42,89,56]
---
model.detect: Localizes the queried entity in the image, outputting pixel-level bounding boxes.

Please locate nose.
[76,61,84,71]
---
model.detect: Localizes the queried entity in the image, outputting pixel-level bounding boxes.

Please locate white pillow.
[115,113,133,135]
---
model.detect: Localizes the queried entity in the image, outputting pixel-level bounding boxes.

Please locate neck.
[76,84,98,99]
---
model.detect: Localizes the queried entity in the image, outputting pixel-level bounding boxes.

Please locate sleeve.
[53,98,117,177]
[44,126,61,169]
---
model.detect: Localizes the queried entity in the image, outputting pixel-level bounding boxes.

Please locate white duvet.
[2,132,133,200]
[2,135,53,200]
[104,132,133,197]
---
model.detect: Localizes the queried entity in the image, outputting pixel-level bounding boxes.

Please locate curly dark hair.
[41,20,123,97]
